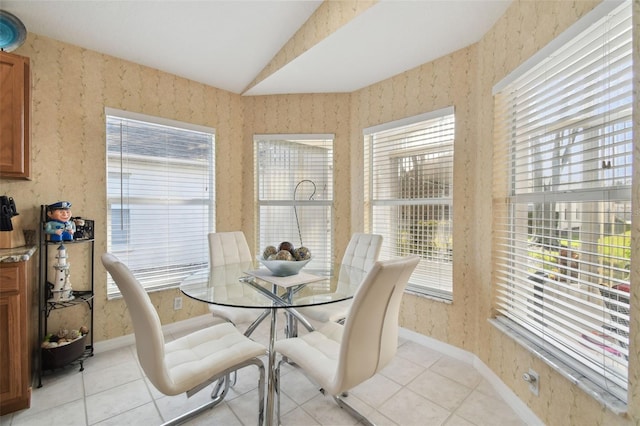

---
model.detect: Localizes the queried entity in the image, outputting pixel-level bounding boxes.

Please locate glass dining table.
[179,260,367,425]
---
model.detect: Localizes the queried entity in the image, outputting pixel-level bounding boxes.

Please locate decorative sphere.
[263,245,277,259]
[294,246,311,261]
[278,241,295,255]
[274,250,293,261]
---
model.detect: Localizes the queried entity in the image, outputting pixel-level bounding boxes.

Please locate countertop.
[0,245,37,263]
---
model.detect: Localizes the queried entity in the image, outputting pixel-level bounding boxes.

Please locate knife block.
[0,216,26,248]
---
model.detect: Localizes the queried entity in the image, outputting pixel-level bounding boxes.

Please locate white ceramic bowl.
[258,256,311,277]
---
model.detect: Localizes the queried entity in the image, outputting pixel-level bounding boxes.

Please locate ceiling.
[2,0,512,96]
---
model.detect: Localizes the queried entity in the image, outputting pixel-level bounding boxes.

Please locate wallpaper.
[3,33,244,341]
[1,0,638,425]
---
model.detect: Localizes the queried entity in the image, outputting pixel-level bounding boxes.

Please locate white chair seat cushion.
[163,322,265,394]
[273,322,344,394]
[297,300,350,323]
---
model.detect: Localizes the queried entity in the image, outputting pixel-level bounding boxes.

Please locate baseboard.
[398,328,543,426]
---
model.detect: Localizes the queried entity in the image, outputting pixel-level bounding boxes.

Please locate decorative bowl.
[258,256,311,277]
[42,334,87,370]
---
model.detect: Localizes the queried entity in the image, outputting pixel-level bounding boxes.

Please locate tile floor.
[2,315,528,426]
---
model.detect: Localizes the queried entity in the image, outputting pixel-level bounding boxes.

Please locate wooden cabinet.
[0,51,30,179]
[0,259,32,414]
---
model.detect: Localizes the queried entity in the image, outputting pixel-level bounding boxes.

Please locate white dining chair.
[274,255,420,425]
[207,231,266,334]
[297,233,383,324]
[102,253,267,426]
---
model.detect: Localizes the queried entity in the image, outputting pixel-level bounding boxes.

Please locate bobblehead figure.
[45,201,76,242]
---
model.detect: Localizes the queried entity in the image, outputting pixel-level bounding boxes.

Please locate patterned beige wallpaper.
[3,33,244,342]
[1,1,637,424]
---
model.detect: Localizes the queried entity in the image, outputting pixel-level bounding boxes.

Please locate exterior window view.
[493,2,632,402]
[365,108,455,299]
[106,111,215,296]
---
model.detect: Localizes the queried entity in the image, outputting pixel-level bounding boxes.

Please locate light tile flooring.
[2,315,527,426]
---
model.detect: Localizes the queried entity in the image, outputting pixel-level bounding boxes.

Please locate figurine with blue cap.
[45,201,76,242]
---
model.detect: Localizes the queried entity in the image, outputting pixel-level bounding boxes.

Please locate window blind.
[254,135,333,273]
[364,108,455,299]
[106,109,215,297]
[493,2,632,402]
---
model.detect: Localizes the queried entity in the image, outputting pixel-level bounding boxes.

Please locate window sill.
[489,318,628,416]
[405,285,453,303]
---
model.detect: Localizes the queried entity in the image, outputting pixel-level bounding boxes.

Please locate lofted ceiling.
[2,0,512,96]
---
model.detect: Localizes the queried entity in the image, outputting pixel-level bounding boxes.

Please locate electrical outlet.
[173,296,182,310]
[522,369,539,396]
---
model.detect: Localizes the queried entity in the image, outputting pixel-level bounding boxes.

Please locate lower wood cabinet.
[0,259,32,414]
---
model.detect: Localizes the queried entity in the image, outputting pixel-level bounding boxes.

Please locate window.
[106,108,215,297]
[254,135,333,273]
[493,2,632,403]
[110,207,129,247]
[364,108,455,299]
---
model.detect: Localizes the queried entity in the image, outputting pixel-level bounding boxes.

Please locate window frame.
[364,107,455,300]
[105,108,215,298]
[492,1,632,406]
[254,134,334,274]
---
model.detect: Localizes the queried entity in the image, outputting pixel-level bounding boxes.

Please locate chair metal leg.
[333,395,375,426]
[319,386,348,398]
[255,358,266,426]
[161,357,265,426]
[282,360,367,425]
[210,374,230,399]
[275,358,284,425]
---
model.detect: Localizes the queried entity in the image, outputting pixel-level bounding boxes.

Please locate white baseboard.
[398,328,543,426]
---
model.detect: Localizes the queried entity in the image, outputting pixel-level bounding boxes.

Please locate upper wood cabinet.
[0,51,30,180]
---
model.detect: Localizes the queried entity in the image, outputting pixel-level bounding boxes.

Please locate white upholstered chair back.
[336,233,383,294]
[295,233,383,324]
[342,233,383,272]
[101,253,174,394]
[208,231,253,266]
[332,255,420,393]
[207,231,262,326]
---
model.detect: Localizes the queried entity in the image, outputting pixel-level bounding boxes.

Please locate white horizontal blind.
[364,108,454,299]
[106,110,215,297]
[254,135,333,273]
[493,2,632,401]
